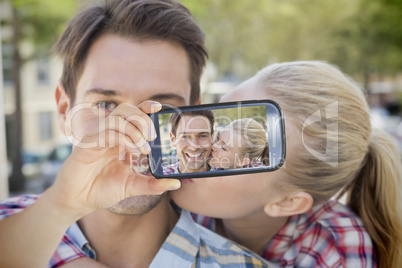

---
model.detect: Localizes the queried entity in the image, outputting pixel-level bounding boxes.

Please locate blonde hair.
[255,61,402,267]
[229,118,270,166]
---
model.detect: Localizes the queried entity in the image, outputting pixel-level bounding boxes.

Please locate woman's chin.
[208,158,223,169]
[208,159,231,170]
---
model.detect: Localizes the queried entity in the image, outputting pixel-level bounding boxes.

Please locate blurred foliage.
[180,0,402,83]
[158,106,266,132]
[2,0,78,56]
[0,0,78,191]
[213,106,266,129]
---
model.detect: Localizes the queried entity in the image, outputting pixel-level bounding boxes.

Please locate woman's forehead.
[220,128,242,149]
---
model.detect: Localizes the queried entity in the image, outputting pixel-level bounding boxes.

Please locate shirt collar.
[66,209,200,266]
[66,222,88,249]
[150,210,200,267]
[176,162,215,173]
[174,162,181,173]
[66,222,96,259]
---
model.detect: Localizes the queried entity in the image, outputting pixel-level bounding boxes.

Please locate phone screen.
[148,100,285,179]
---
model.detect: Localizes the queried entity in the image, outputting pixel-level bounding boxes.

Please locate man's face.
[62,34,191,214]
[171,115,212,173]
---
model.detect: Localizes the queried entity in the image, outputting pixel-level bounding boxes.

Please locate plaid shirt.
[192,199,376,267]
[162,162,218,175]
[163,162,181,175]
[245,159,266,168]
[0,194,275,268]
[0,195,86,267]
[162,159,265,175]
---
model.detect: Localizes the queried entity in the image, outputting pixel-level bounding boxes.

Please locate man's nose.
[188,137,203,149]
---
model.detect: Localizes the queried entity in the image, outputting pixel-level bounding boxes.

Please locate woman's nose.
[211,142,218,151]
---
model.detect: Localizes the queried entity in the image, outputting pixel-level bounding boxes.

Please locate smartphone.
[148,100,286,179]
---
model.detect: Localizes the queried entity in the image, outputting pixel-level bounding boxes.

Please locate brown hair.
[256,61,402,267]
[169,110,215,137]
[54,0,208,105]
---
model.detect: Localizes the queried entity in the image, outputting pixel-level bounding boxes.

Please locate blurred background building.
[1,0,402,199]
[1,0,76,198]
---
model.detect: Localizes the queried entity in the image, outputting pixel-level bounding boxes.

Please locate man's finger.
[110,103,157,141]
[125,176,181,196]
[137,100,162,114]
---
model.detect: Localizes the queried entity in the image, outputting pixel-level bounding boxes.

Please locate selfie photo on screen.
[148,100,285,179]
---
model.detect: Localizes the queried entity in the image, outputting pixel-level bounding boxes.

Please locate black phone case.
[148,99,286,179]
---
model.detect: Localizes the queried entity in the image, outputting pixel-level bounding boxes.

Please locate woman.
[172,61,402,267]
[209,118,270,170]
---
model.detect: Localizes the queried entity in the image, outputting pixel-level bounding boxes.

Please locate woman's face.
[171,76,291,219]
[209,128,244,169]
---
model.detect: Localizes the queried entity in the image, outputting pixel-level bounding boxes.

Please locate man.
[0,1,272,267]
[163,110,214,174]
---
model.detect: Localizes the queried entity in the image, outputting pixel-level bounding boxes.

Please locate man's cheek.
[70,111,104,140]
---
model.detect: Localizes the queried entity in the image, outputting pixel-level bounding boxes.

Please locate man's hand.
[48,100,181,217]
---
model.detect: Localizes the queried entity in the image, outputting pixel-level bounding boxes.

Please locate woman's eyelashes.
[213,137,228,151]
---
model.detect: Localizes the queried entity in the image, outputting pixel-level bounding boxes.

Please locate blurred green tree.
[1,0,77,191]
[180,0,402,87]
[333,0,402,89]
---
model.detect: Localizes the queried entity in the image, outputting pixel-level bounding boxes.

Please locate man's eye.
[96,101,117,111]
[200,134,209,138]
[182,135,190,140]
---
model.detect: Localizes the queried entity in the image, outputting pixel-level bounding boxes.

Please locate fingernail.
[150,102,162,113]
[150,128,157,140]
[143,143,151,153]
[167,181,181,191]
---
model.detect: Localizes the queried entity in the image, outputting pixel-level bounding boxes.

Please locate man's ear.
[170,132,176,143]
[263,192,313,217]
[55,83,71,136]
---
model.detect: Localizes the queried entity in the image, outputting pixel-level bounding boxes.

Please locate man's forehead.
[177,119,211,137]
[76,35,192,106]
[178,115,211,127]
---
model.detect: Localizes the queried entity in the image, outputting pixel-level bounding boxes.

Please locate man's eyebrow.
[84,88,121,97]
[179,131,211,135]
[83,91,186,103]
[149,93,186,104]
